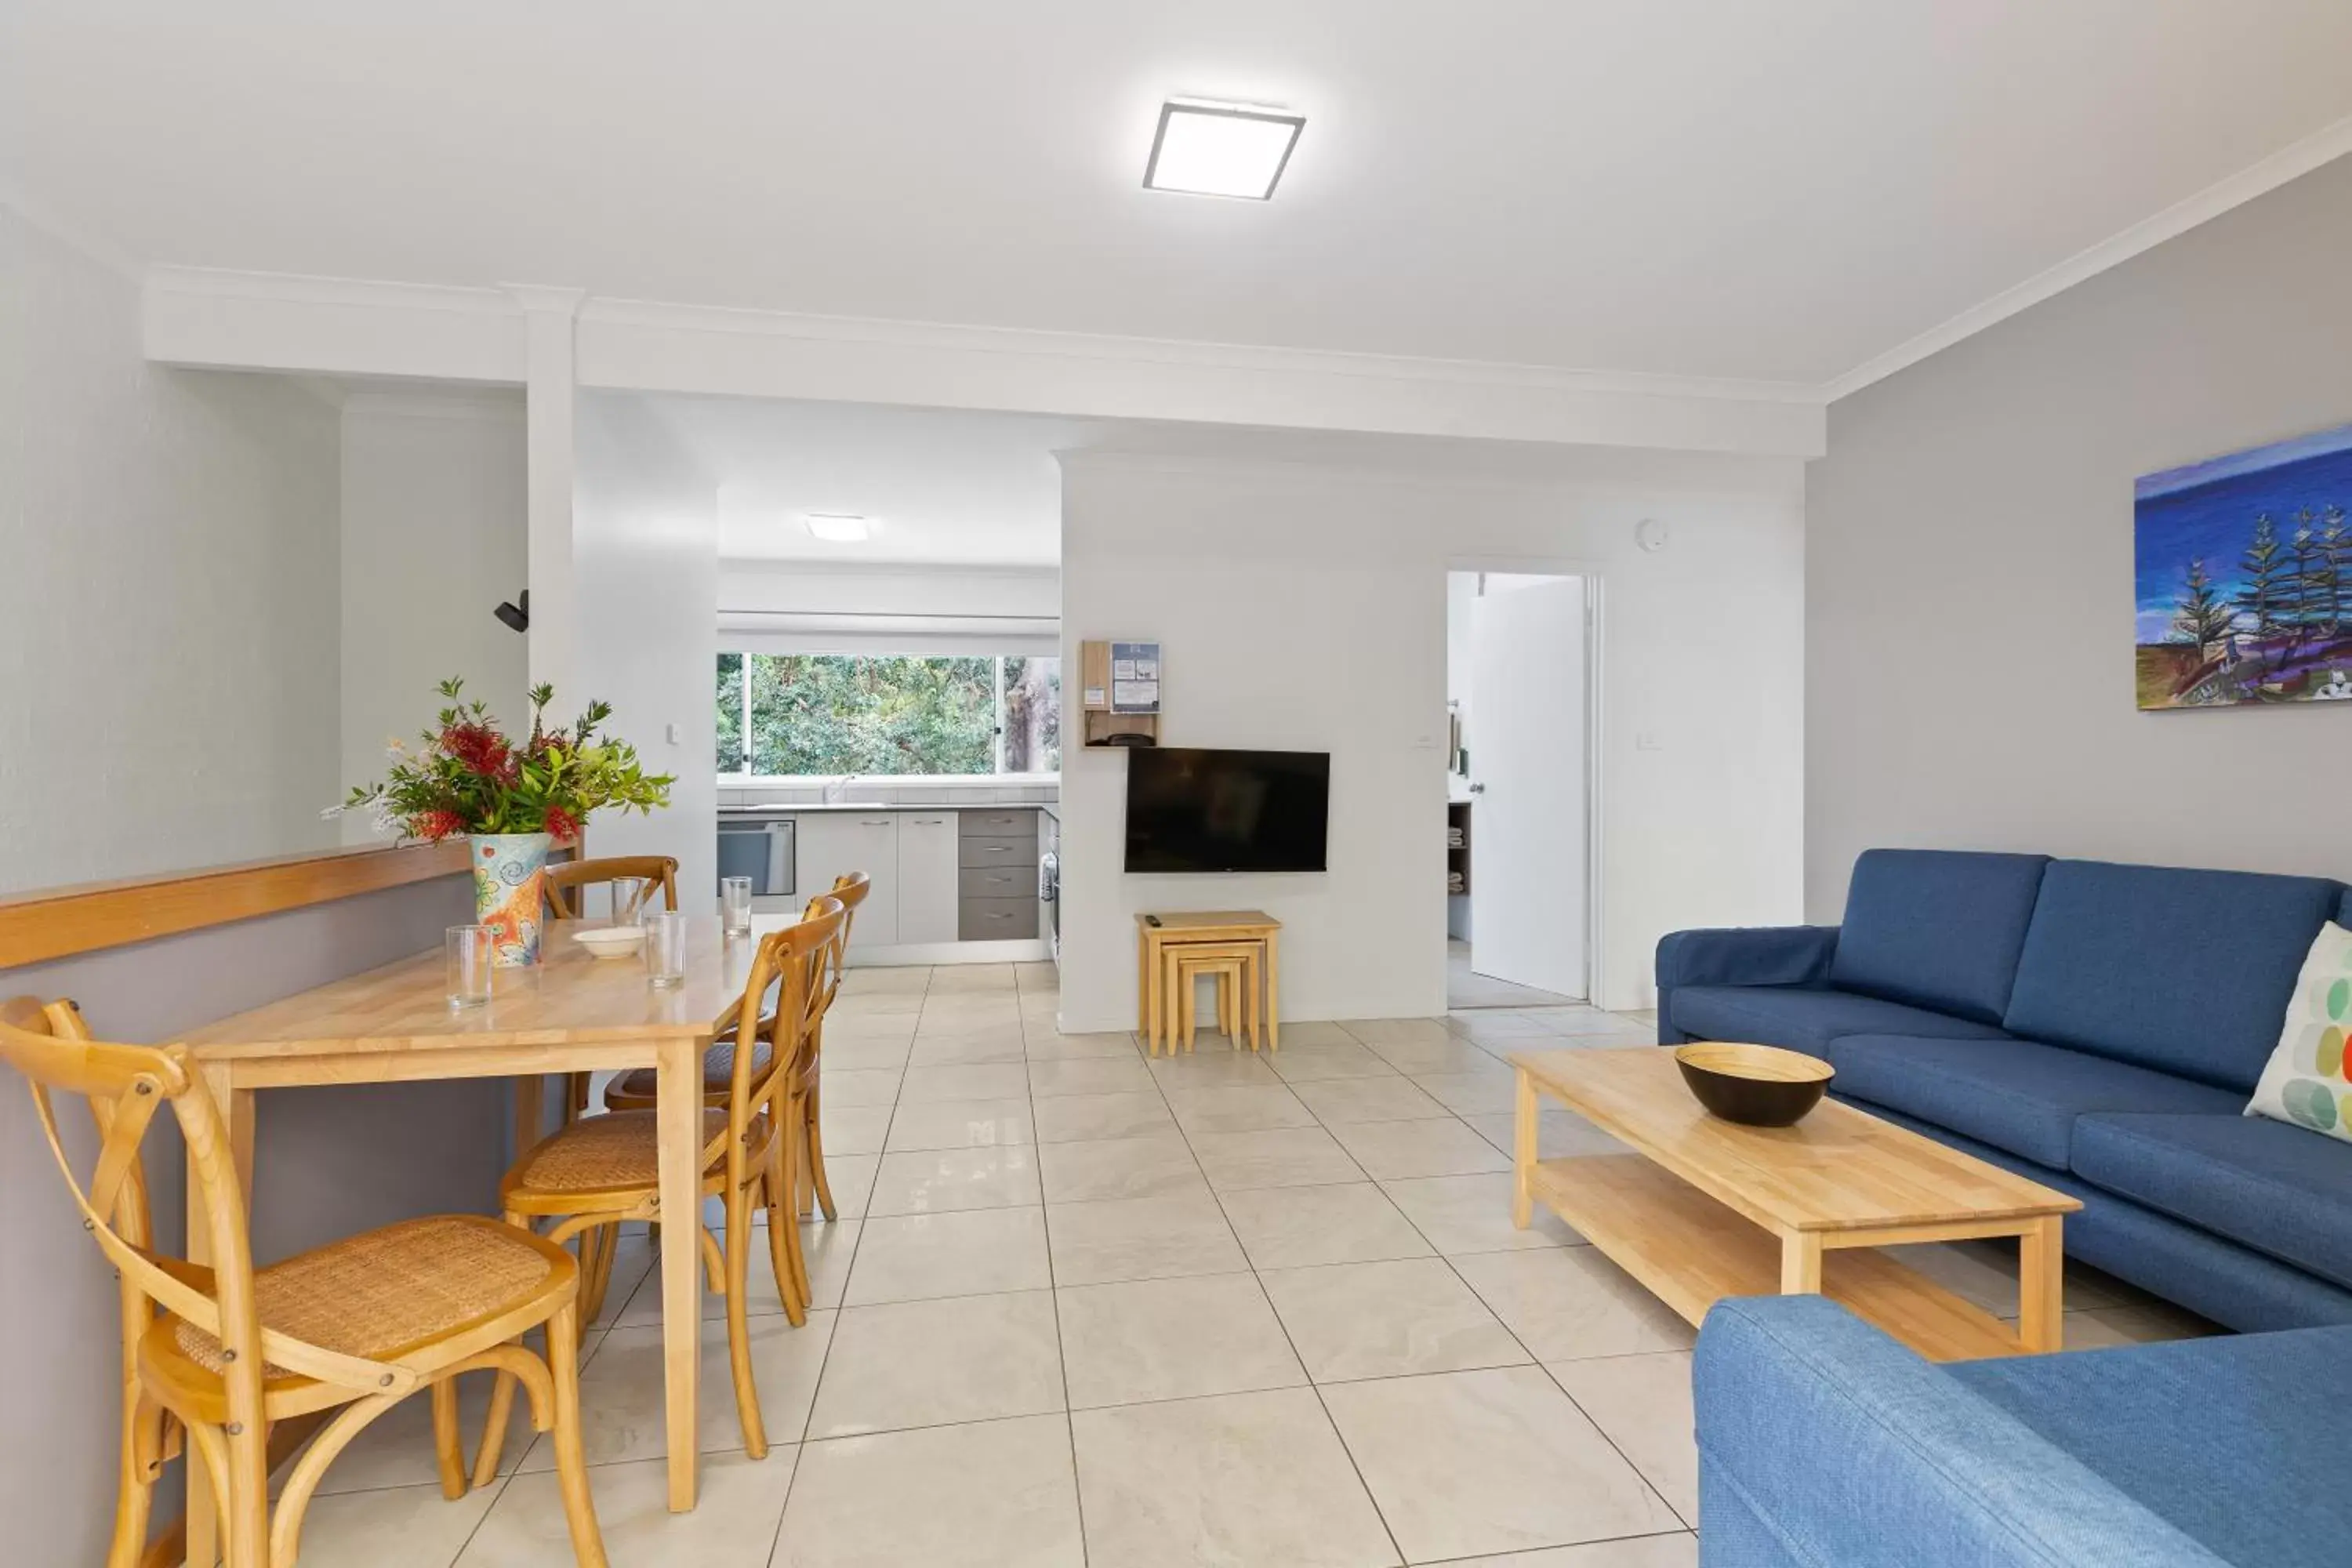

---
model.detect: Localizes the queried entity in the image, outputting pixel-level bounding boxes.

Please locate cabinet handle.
[862,818,892,826]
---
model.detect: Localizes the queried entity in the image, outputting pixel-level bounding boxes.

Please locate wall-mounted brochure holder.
[1080,639,1160,746]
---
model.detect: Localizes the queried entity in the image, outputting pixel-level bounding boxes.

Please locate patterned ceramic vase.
[470,832,553,967]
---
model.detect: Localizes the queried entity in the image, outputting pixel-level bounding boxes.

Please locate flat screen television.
[1123,747,1330,873]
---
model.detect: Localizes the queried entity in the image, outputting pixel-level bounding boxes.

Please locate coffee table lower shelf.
[1526,1153,2034,1361]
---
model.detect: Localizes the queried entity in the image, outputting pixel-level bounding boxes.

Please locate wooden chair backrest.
[543,855,680,920]
[0,998,426,1415]
[828,872,872,953]
[718,899,845,1174]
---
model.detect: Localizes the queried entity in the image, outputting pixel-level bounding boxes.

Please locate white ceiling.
[7,2,2351,387]
[644,397,1085,567]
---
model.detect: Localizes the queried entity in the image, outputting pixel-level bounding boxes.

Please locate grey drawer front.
[960,866,1033,901]
[960,834,1036,869]
[959,810,1037,840]
[959,895,1038,940]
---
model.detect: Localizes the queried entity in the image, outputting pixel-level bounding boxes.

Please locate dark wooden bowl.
[1674,1042,1834,1127]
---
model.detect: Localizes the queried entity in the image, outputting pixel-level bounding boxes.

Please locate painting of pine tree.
[2136,422,2352,709]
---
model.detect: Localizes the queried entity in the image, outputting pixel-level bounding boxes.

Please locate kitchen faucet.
[822,773,862,804]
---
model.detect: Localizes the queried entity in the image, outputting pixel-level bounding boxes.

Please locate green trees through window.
[718,653,1060,776]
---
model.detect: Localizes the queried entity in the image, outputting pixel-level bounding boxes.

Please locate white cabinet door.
[895,812,960,945]
[795,813,898,946]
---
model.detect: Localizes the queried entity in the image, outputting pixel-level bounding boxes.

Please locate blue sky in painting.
[2133,423,2352,644]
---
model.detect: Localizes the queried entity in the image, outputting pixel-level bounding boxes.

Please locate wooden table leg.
[183,1065,252,1568]
[1263,929,1280,1051]
[1512,1068,1537,1229]
[654,1037,702,1512]
[2018,1215,2065,1352]
[1779,1231,1824,1294]
[512,1072,545,1162]
[1138,927,1153,1045]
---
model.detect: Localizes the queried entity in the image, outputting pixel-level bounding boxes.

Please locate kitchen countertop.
[719,801,1054,816]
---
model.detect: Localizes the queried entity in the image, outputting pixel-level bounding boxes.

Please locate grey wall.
[1806,155,2352,919]
[1,874,507,1567]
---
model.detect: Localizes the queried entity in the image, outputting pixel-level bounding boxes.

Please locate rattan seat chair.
[471,897,847,1482]
[0,997,607,1568]
[603,872,868,1225]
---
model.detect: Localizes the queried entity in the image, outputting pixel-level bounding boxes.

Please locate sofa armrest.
[1654,926,1838,1044]
[1693,1297,2227,1568]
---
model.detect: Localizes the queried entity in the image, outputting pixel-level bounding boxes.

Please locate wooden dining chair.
[542,855,680,921]
[473,898,848,1481]
[601,872,869,1227]
[0,996,607,1568]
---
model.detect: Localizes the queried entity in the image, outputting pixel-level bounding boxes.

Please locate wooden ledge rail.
[0,840,470,970]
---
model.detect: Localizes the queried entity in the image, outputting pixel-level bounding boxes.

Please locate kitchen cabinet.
[959,809,1038,939]
[795,811,899,945]
[895,811,961,945]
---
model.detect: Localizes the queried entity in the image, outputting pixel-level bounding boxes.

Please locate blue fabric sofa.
[1693,1294,2351,1567]
[1657,850,2352,1331]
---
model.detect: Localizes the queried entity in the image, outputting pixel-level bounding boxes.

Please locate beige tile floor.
[290,964,2209,1568]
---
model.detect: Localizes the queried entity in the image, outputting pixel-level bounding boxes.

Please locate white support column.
[508,285,586,697]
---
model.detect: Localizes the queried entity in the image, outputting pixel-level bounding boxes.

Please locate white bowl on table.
[571,925,647,960]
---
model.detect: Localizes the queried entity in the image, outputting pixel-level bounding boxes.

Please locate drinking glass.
[720,876,753,936]
[445,924,494,1009]
[608,877,649,927]
[645,910,689,989]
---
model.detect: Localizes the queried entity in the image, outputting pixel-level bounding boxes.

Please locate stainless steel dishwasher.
[716,815,795,901]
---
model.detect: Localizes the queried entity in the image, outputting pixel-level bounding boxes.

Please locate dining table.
[170,913,762,1564]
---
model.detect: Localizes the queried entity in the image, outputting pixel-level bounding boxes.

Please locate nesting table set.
[1136,909,1283,1054]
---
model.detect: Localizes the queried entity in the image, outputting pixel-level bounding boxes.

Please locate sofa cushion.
[1951,1325,2352,1568]
[2071,1112,2352,1293]
[1828,849,2049,1025]
[2003,859,2340,1091]
[1825,1035,2241,1170]
[1668,985,2009,1057]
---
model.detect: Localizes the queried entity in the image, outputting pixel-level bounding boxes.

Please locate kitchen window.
[718,653,1060,777]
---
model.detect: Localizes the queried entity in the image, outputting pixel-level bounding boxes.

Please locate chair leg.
[106,1391,159,1568]
[429,1377,468,1500]
[545,1301,610,1568]
[765,1118,809,1327]
[223,1413,269,1568]
[722,1189,769,1459]
[804,1083,839,1223]
[472,1210,535,1490]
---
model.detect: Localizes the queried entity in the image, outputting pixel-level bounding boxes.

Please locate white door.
[795,813,899,946]
[1467,577,1587,998]
[895,813,960,945]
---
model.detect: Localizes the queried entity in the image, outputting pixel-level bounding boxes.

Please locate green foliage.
[749,655,997,775]
[716,653,745,772]
[339,677,675,840]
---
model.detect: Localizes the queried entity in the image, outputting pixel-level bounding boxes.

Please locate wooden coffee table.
[1508,1047,2083,1359]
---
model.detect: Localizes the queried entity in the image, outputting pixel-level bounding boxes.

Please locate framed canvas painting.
[2136,422,2352,709]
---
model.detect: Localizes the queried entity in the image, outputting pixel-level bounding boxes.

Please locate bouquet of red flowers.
[336,678,673,843]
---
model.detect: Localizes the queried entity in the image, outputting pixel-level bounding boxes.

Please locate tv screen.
[1123,747,1330,873]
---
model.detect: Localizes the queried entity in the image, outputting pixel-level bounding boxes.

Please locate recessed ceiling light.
[804,514,873,542]
[1144,100,1305,201]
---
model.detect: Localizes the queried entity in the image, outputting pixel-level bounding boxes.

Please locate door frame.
[1446,554,1606,1007]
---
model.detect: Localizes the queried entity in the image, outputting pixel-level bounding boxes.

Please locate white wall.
[0,200,342,894]
[575,393,720,901]
[337,393,528,842]
[1056,448,1806,1029]
[1806,154,2352,911]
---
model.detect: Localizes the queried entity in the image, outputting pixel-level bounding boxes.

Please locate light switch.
[665,722,681,745]
[1635,731,1662,752]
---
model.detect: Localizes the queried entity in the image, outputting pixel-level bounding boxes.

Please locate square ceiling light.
[803,514,873,542]
[1143,100,1305,200]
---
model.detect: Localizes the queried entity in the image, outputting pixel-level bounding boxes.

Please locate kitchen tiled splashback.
[720,783,1058,807]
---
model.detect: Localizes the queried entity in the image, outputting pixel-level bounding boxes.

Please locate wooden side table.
[1136,909,1283,1055]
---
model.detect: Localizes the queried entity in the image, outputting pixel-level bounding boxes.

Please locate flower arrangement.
[336,678,674,843]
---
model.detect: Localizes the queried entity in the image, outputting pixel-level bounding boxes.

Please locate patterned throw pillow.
[2246,921,2352,1142]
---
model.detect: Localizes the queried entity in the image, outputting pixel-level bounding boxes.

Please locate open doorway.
[1446,570,1591,1007]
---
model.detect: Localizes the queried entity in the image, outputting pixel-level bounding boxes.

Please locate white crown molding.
[504,283,586,318]
[1823,111,2352,403]
[580,295,1824,407]
[718,557,1062,582]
